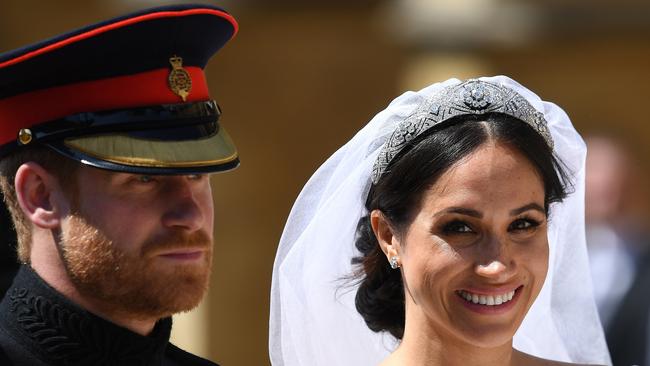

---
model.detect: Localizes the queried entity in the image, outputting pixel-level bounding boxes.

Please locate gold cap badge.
[18,129,33,145]
[168,56,192,102]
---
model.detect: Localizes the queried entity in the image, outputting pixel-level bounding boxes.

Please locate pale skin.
[14,162,214,336]
[372,141,594,366]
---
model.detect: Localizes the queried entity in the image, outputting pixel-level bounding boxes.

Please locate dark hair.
[352,113,570,339]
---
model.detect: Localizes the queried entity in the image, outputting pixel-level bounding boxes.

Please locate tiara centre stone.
[462,83,491,110]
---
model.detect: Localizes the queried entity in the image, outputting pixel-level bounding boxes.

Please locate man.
[584,135,650,365]
[0,4,239,365]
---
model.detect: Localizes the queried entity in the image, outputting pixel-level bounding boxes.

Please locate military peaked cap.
[0,4,239,174]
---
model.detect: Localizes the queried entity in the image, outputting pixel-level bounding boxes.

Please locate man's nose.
[160,178,204,232]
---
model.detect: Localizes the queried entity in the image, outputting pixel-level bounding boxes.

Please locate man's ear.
[14,162,68,229]
[370,209,402,262]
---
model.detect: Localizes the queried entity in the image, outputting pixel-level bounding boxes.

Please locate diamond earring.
[389,256,400,269]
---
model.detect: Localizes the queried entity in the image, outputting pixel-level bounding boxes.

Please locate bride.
[270,76,610,365]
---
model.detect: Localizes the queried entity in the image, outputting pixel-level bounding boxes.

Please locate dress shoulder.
[514,350,604,366]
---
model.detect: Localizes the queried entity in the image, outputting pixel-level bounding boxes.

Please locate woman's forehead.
[422,143,544,211]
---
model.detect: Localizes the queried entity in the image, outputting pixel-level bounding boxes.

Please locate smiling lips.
[458,289,516,306]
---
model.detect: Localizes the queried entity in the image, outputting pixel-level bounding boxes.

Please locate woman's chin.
[445,314,524,349]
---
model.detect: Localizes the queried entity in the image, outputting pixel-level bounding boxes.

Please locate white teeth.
[459,289,517,306]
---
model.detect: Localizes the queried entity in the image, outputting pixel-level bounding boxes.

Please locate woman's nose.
[474,237,516,281]
[476,260,507,276]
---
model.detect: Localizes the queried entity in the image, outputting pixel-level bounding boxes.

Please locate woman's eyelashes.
[508,217,542,233]
[441,220,475,235]
[437,216,544,236]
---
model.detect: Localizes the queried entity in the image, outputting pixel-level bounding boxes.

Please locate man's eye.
[187,174,205,180]
[138,175,154,183]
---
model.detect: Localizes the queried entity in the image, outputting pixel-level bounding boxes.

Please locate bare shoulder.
[513,350,604,366]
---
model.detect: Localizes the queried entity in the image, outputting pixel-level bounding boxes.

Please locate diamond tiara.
[370,79,554,184]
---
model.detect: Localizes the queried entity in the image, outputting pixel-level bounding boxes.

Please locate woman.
[270,76,610,365]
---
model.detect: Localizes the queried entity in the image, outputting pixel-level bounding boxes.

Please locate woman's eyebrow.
[432,203,545,219]
[433,207,483,219]
[509,203,545,216]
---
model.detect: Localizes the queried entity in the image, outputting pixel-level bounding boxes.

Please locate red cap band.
[0,67,209,147]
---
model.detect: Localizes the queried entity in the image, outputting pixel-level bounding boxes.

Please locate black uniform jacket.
[0,266,218,366]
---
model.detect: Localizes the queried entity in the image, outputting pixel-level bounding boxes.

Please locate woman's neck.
[382,310,514,366]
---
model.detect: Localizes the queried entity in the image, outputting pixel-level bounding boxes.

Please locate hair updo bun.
[352,215,405,339]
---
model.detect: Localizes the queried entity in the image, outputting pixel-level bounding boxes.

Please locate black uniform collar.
[0,265,172,366]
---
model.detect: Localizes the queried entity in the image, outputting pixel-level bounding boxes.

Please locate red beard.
[60,214,213,321]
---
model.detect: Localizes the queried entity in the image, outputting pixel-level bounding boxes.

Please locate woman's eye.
[443,221,474,234]
[509,218,540,232]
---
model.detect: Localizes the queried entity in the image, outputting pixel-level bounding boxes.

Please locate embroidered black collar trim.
[0,265,172,366]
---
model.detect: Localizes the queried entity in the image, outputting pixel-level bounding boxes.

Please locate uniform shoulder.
[0,345,12,365]
[166,343,220,366]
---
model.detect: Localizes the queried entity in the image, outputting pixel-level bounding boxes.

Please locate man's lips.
[141,230,212,259]
[156,248,207,260]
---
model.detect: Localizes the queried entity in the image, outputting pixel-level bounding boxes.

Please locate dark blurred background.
[1,0,649,365]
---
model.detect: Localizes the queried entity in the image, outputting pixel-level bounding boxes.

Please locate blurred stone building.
[1,0,649,364]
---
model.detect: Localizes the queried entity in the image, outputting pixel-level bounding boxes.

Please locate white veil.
[269,75,611,365]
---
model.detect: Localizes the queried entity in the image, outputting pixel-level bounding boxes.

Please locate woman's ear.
[370,209,401,261]
[14,162,67,229]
